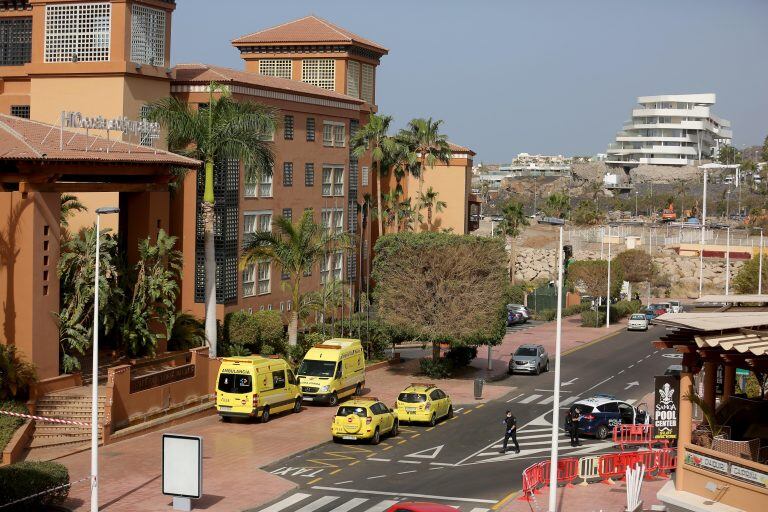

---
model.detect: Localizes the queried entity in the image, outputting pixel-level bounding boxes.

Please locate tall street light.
[759,229,764,295]
[699,168,708,298]
[606,225,612,329]
[635,191,639,218]
[91,206,119,512]
[725,227,731,296]
[548,226,565,512]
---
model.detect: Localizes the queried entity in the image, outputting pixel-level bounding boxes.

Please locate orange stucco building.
[0,3,477,377]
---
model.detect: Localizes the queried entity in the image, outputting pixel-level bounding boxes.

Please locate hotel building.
[0,3,476,377]
[606,93,732,170]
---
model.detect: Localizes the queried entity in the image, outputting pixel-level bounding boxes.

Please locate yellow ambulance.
[216,356,302,423]
[298,338,365,406]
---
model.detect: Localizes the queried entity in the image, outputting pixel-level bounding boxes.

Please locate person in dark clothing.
[501,410,520,454]
[569,408,582,447]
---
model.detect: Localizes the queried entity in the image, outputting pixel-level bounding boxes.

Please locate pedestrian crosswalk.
[254,492,492,512]
[504,393,640,409]
[506,323,536,333]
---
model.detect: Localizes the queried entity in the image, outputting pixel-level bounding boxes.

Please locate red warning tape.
[0,409,91,427]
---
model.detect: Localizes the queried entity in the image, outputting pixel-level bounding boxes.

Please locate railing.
[129,363,196,393]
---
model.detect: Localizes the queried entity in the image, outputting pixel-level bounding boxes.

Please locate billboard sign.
[654,375,680,440]
[162,434,202,499]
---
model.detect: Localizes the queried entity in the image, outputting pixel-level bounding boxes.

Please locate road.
[252,325,674,512]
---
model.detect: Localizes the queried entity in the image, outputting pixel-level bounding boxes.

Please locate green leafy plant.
[0,345,36,400]
[580,310,607,327]
[168,313,206,352]
[0,461,69,510]
[684,386,737,440]
[419,357,452,379]
[0,401,27,453]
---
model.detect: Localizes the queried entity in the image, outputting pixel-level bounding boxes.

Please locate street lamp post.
[699,168,708,298]
[759,229,764,295]
[91,206,119,512]
[725,227,731,296]
[635,191,639,218]
[606,225,612,328]
[548,226,565,512]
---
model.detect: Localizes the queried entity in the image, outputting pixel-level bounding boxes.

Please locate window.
[283,162,293,187]
[305,163,315,187]
[321,251,343,284]
[138,104,156,146]
[272,370,286,389]
[0,18,32,66]
[258,261,271,294]
[597,402,619,413]
[322,166,344,197]
[218,373,252,394]
[259,173,273,197]
[282,208,292,221]
[244,211,272,235]
[361,63,374,103]
[242,264,256,297]
[306,117,315,142]
[361,166,369,187]
[244,175,257,197]
[301,58,335,90]
[429,390,441,401]
[10,105,30,119]
[283,115,294,140]
[259,58,291,79]
[321,208,344,234]
[45,3,111,63]
[130,4,165,66]
[323,121,346,148]
[346,60,360,98]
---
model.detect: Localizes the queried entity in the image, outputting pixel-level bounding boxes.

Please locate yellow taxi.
[395,383,453,426]
[331,398,398,445]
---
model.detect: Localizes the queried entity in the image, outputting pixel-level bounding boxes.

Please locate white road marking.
[538,395,555,405]
[517,426,553,434]
[637,359,643,364]
[397,470,417,475]
[429,462,455,466]
[584,376,614,392]
[645,354,651,359]
[362,500,401,512]
[628,364,634,369]
[618,370,625,374]
[397,460,421,464]
[454,408,464,413]
[367,475,386,480]
[335,480,354,485]
[405,445,444,459]
[513,432,567,440]
[295,496,339,512]
[312,486,497,505]
[535,389,572,393]
[328,498,369,512]
[654,350,659,354]
[367,458,391,462]
[260,493,311,512]
[519,394,542,404]
[470,508,491,512]
[506,393,524,403]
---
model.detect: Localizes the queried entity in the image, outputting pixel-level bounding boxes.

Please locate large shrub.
[581,310,607,327]
[225,310,286,355]
[445,346,478,368]
[734,255,768,294]
[0,345,36,400]
[0,461,69,511]
[167,313,205,352]
[419,358,453,379]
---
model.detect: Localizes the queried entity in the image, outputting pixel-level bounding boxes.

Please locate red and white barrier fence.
[0,409,91,427]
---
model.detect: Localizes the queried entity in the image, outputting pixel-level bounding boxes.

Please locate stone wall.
[513,246,745,297]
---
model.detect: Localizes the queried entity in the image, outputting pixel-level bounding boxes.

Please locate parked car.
[331,398,398,444]
[509,344,549,375]
[507,303,531,322]
[668,300,683,313]
[627,313,649,331]
[395,383,453,426]
[645,303,669,320]
[565,396,649,439]
[507,310,525,326]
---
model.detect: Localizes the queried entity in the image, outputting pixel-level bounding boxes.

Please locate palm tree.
[498,200,530,284]
[396,197,420,232]
[417,187,447,231]
[402,118,451,197]
[351,113,392,240]
[148,83,277,357]
[60,194,87,230]
[240,211,349,346]
[674,179,689,214]
[381,189,401,233]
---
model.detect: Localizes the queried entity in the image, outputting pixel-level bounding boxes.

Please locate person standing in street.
[569,408,582,447]
[501,410,520,454]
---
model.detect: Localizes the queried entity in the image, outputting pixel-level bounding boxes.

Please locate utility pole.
[547,226,565,512]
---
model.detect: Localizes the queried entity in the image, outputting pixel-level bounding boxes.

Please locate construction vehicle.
[662,203,677,222]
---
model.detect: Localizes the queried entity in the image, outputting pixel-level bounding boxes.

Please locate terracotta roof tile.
[232,15,388,54]
[0,114,199,166]
[173,63,364,104]
[448,142,476,156]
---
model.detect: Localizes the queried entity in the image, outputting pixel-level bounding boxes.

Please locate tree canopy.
[734,255,768,294]
[613,249,654,284]
[372,232,507,350]
[566,259,623,299]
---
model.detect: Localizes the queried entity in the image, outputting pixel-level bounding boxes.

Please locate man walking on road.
[501,410,520,454]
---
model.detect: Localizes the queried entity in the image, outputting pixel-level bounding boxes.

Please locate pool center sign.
[60,111,161,141]
[654,375,680,440]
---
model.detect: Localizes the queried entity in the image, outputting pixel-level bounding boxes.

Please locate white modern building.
[606,93,732,168]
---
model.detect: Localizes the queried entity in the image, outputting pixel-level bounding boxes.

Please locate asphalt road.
[253,324,675,512]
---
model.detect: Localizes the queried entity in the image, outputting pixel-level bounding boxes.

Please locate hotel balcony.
[632,106,711,118]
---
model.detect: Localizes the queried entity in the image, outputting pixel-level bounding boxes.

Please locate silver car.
[627,313,649,331]
[507,304,531,323]
[509,344,549,375]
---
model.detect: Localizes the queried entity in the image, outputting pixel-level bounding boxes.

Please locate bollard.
[474,378,484,399]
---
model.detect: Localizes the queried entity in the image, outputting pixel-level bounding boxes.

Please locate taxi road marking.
[397,440,407,445]
[329,469,341,475]
[382,445,393,451]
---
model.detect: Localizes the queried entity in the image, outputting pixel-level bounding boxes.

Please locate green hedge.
[581,310,607,327]
[0,401,26,454]
[580,300,642,327]
[532,303,589,322]
[0,461,69,511]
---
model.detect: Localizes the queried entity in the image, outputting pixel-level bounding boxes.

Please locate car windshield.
[630,314,646,320]
[398,393,427,403]
[337,406,368,417]
[515,347,538,357]
[217,373,252,394]
[298,359,336,377]
[649,304,664,310]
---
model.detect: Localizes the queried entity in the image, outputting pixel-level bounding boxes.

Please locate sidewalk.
[500,477,666,512]
[470,316,627,379]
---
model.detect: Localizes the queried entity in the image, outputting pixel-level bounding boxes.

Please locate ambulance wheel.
[260,407,270,424]
[354,383,363,396]
[371,428,381,445]
[293,398,302,413]
[328,392,339,407]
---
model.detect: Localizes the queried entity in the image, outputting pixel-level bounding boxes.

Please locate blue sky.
[172,0,768,163]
